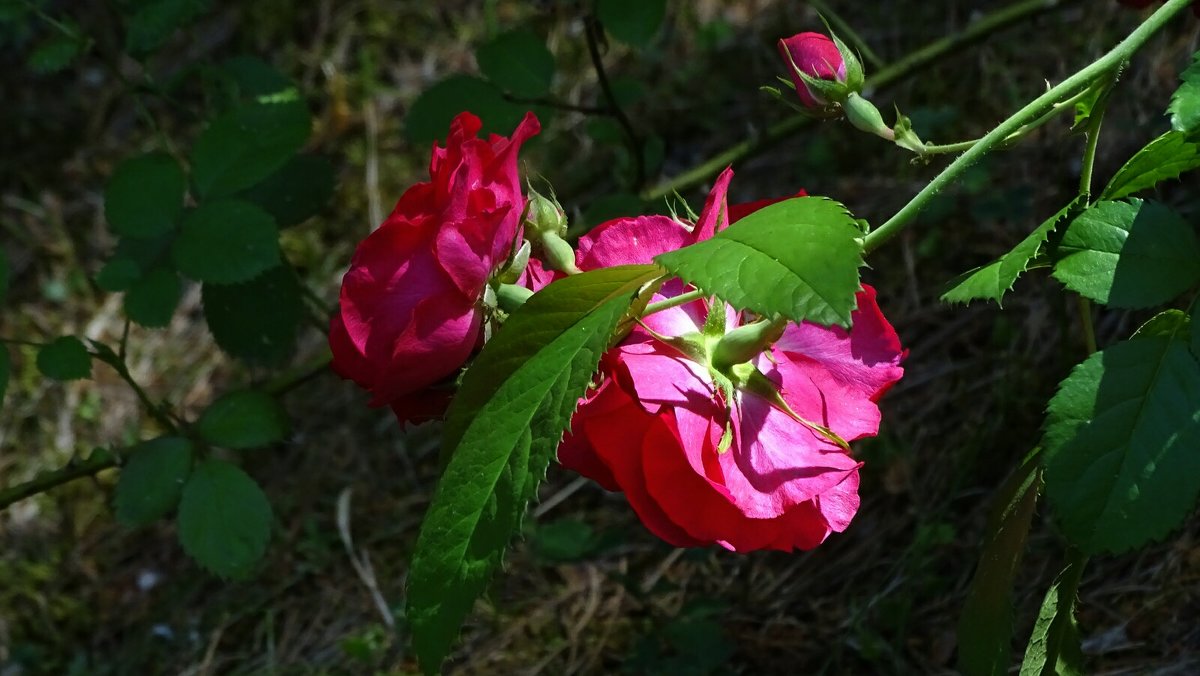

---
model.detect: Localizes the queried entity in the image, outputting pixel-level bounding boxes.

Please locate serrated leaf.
[597,0,666,47]
[1042,335,1200,553]
[177,459,272,579]
[191,98,310,198]
[654,197,863,327]
[124,0,210,55]
[408,264,664,674]
[1169,51,1200,134]
[27,33,83,74]
[238,154,334,226]
[1053,199,1200,309]
[1101,131,1200,201]
[125,267,182,328]
[196,390,288,450]
[201,264,302,364]
[1019,557,1086,676]
[115,436,194,526]
[476,29,555,98]
[171,200,280,284]
[958,452,1043,676]
[37,336,91,381]
[1133,309,1190,341]
[404,75,528,143]
[104,152,186,238]
[942,198,1083,307]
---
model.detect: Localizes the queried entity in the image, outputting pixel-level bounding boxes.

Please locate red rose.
[558,168,905,551]
[777,32,847,108]
[329,111,540,417]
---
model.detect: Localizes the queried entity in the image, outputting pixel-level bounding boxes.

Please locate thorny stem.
[642,0,1074,202]
[918,84,1098,155]
[1074,75,1111,357]
[863,0,1190,254]
[585,14,646,189]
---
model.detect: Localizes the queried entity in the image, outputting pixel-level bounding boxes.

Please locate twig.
[502,92,611,116]
[0,450,118,510]
[642,0,1076,202]
[585,15,645,188]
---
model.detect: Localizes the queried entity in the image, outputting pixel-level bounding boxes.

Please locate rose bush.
[557,169,906,551]
[329,111,540,419]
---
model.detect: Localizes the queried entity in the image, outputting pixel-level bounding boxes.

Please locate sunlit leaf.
[1168,50,1200,134]
[1101,131,1200,200]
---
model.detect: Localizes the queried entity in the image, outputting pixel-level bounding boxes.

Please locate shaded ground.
[3,0,1200,673]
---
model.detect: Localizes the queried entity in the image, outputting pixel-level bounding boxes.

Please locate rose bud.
[777,31,862,112]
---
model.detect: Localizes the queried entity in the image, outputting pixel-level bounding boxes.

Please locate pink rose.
[777,32,847,109]
[329,111,540,418]
[558,168,905,551]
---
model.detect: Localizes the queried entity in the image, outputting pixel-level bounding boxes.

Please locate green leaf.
[1042,335,1200,553]
[405,75,528,143]
[531,518,598,563]
[1101,131,1200,201]
[238,154,334,227]
[957,452,1043,676]
[104,152,186,239]
[96,258,142,293]
[0,347,9,406]
[1019,556,1086,676]
[1132,309,1190,341]
[476,29,555,98]
[1052,199,1200,309]
[37,336,91,381]
[27,34,84,74]
[196,390,289,450]
[654,197,863,327]
[171,200,280,284]
[1169,51,1200,134]
[177,459,272,579]
[942,198,1083,307]
[125,267,182,328]
[407,264,664,674]
[597,0,667,47]
[114,437,194,526]
[191,98,311,198]
[111,231,176,274]
[124,0,210,55]
[219,55,293,100]
[201,264,303,364]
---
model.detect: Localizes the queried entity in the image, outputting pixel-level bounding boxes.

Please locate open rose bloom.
[329,111,539,419]
[558,169,905,552]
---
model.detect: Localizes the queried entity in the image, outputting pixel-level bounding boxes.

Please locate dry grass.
[3,0,1200,673]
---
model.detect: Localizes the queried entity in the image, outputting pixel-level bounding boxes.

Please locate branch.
[585,14,646,188]
[0,449,118,511]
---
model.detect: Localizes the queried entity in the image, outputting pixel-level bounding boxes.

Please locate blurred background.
[2,0,1199,673]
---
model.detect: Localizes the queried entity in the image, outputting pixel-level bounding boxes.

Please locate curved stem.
[585,15,645,188]
[1074,75,1110,357]
[863,0,1189,255]
[920,81,1097,154]
[642,0,1074,202]
[643,289,706,317]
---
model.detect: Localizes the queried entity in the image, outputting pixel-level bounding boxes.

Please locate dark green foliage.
[177,459,272,579]
[196,390,289,450]
[597,0,667,47]
[404,75,528,143]
[124,267,183,328]
[239,154,335,226]
[37,336,91,381]
[477,29,555,98]
[115,437,194,527]
[201,264,303,364]
[172,200,280,284]
[104,152,186,239]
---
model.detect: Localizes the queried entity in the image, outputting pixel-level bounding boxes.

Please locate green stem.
[642,0,1073,202]
[643,289,706,317]
[919,85,1098,155]
[1074,79,1109,357]
[0,450,117,511]
[863,0,1189,254]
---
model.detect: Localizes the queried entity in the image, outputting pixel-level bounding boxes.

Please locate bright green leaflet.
[1100,131,1200,200]
[37,336,92,381]
[104,152,186,239]
[177,459,272,579]
[1052,199,1200,309]
[408,264,664,674]
[196,390,289,450]
[405,75,528,143]
[597,0,667,47]
[1042,335,1200,553]
[238,154,335,227]
[957,452,1043,676]
[1168,50,1200,134]
[655,197,863,327]
[476,29,555,98]
[1019,557,1085,676]
[125,268,183,328]
[172,199,280,284]
[942,198,1084,307]
[115,437,194,527]
[201,264,303,364]
[190,97,311,198]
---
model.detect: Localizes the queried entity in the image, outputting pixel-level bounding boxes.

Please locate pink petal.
[691,167,734,241]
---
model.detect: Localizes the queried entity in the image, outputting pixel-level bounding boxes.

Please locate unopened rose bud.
[777,31,862,111]
[712,317,788,371]
[842,93,894,141]
[524,187,567,239]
